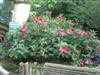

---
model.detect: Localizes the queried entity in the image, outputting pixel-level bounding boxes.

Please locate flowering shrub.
[1,15,100,66]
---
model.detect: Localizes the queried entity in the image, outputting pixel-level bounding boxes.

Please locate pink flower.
[91,56,94,59]
[85,60,92,65]
[37,17,42,23]
[33,16,37,20]
[66,28,73,34]
[20,25,27,31]
[76,30,85,36]
[59,46,68,53]
[85,31,90,37]
[43,20,48,25]
[86,44,90,50]
[19,32,26,38]
[59,29,65,36]
[57,15,62,21]
[79,59,84,67]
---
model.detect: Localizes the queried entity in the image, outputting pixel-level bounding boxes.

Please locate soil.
[9,71,19,75]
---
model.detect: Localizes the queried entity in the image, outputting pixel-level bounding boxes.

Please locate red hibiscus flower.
[85,60,92,65]
[56,15,62,21]
[86,44,90,50]
[66,28,73,34]
[59,46,68,53]
[85,31,90,37]
[76,30,85,36]
[79,59,84,67]
[37,17,42,23]
[43,20,48,25]
[20,25,27,31]
[59,29,65,36]
[19,32,26,38]
[33,16,37,20]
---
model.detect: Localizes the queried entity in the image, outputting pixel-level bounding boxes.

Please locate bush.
[27,0,92,31]
[28,0,100,35]
[1,15,100,66]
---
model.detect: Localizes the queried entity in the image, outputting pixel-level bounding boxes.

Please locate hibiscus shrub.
[1,15,100,66]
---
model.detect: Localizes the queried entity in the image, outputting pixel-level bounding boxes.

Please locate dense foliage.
[85,0,100,35]
[0,0,100,33]
[27,0,100,35]
[0,0,13,24]
[0,0,100,67]
[1,0,100,33]
[1,15,100,66]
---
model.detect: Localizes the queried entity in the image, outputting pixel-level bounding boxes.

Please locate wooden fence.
[19,62,100,75]
[19,62,44,75]
[0,23,8,37]
[43,63,100,75]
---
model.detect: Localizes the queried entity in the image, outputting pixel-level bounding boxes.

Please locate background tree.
[85,0,100,35]
[0,0,13,24]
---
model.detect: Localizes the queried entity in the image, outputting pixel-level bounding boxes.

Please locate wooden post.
[39,69,43,75]
[32,69,36,75]
[36,69,41,75]
[24,62,29,75]
[19,62,24,75]
[19,62,43,75]
[29,63,32,75]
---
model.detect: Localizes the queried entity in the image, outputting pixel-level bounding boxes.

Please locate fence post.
[19,62,43,75]
[24,62,29,75]
[19,62,25,75]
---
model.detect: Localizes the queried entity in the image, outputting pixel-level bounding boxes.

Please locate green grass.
[1,60,18,71]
